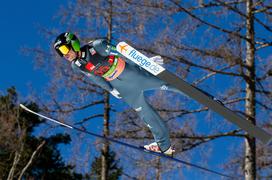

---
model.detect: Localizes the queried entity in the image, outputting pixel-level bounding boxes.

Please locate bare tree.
[101,1,114,179]
[244,1,257,179]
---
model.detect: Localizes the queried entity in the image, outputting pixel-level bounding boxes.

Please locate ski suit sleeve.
[92,39,113,56]
[71,62,113,92]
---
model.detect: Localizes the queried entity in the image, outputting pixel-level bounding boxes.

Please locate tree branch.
[169,0,249,41]
[18,140,46,180]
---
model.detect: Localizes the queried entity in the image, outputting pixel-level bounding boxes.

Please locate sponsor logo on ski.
[128,49,161,74]
[117,42,165,75]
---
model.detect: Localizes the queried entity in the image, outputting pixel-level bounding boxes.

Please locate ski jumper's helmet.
[54,32,80,57]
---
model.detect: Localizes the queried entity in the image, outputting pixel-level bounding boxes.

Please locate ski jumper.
[71,39,182,152]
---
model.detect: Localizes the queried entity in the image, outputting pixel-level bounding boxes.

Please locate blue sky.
[0,1,65,96]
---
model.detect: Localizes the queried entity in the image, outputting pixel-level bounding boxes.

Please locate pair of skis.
[116,42,272,145]
[19,104,237,178]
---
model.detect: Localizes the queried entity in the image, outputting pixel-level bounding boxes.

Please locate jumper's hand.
[150,56,164,66]
[110,88,122,99]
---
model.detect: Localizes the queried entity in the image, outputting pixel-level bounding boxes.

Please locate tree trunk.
[155,157,161,180]
[101,91,110,180]
[244,0,256,179]
[101,1,113,179]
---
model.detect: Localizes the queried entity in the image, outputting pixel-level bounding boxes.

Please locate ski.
[116,42,272,145]
[19,104,236,179]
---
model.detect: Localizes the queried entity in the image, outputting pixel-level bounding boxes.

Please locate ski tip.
[19,104,27,110]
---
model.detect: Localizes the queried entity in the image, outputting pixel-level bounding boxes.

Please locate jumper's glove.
[150,56,164,66]
[110,88,122,99]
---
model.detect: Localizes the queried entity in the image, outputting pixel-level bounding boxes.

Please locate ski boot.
[144,142,175,157]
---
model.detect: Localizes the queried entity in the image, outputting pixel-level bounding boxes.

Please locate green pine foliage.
[0,87,83,179]
[90,150,123,180]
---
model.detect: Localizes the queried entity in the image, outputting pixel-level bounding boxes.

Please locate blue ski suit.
[71,39,183,152]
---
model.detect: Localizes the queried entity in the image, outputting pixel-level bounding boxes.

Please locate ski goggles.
[58,45,70,55]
